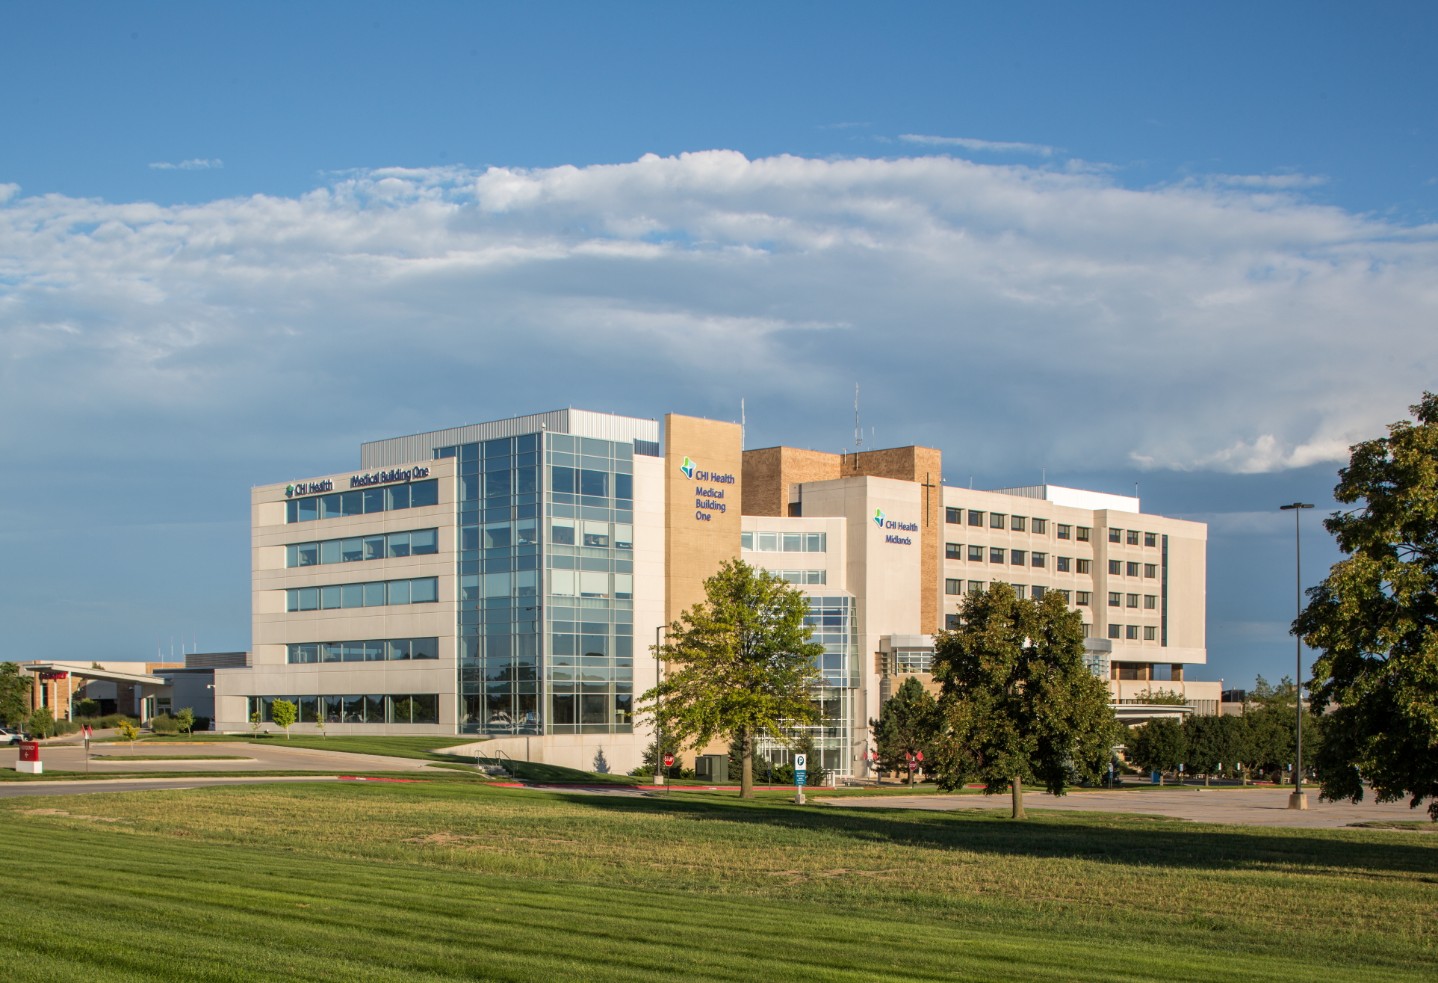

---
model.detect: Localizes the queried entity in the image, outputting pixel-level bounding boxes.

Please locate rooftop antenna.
[853,383,862,451]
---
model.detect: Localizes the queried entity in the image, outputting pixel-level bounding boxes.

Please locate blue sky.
[2,2,1435,688]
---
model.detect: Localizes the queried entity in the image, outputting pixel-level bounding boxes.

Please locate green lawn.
[1,781,1434,981]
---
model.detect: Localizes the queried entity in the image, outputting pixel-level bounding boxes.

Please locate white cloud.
[899,134,1057,157]
[149,158,224,171]
[2,149,1435,476]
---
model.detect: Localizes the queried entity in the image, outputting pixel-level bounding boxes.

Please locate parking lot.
[831,785,1434,829]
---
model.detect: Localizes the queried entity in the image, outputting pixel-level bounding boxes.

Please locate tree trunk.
[1011,776,1025,820]
[739,728,754,799]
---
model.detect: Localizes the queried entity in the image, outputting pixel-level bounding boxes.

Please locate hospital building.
[215,408,1212,777]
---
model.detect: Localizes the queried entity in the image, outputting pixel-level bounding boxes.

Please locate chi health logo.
[873,508,886,528]
[680,456,697,480]
[285,484,295,498]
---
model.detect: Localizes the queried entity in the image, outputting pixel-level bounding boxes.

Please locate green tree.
[871,676,939,786]
[638,559,824,799]
[271,699,298,740]
[1240,676,1297,782]
[638,736,684,780]
[1129,717,1186,783]
[117,718,140,747]
[1183,713,1243,785]
[27,707,55,739]
[0,662,29,728]
[930,583,1119,819]
[175,707,195,737]
[249,710,262,737]
[1296,393,1438,819]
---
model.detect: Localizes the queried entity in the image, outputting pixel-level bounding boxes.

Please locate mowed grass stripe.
[7,781,1434,975]
[0,812,1426,983]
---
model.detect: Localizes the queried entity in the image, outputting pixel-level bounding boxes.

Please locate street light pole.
[1280,502,1314,810]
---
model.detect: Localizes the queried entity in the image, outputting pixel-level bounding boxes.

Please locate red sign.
[18,741,41,762]
[662,753,675,768]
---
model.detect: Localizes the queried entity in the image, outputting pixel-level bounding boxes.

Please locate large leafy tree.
[1129,717,1186,784]
[871,676,939,786]
[0,662,30,728]
[930,583,1119,819]
[1183,713,1243,785]
[1296,393,1438,819]
[639,559,824,799]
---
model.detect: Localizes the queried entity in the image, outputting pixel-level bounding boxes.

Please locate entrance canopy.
[20,662,169,687]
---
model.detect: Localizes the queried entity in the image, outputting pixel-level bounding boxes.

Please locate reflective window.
[285,528,439,567]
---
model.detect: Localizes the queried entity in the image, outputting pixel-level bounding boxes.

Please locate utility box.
[694,754,729,783]
[17,741,42,775]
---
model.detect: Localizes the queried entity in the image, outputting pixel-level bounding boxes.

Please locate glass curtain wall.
[754,592,859,778]
[443,430,635,736]
[543,432,635,734]
[444,434,542,735]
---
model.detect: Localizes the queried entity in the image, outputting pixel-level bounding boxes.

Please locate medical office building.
[217,408,1211,777]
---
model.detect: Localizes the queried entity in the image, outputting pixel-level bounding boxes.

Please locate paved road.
[0,741,437,775]
[827,786,1434,829]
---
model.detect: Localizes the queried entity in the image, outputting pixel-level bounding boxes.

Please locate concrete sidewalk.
[826,786,1434,829]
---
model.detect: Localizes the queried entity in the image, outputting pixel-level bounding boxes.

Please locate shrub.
[150,714,180,735]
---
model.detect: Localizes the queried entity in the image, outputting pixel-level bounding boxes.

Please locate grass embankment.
[2,781,1434,982]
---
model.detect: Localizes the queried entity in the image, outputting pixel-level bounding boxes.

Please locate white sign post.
[794,753,807,804]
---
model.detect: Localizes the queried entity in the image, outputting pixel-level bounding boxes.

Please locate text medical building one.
[217,409,1211,776]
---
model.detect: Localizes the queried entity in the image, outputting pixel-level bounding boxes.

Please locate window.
[285,577,438,612]
[1076,591,1091,606]
[1054,588,1071,603]
[945,614,960,630]
[968,510,984,527]
[1109,528,1122,543]
[1126,624,1139,640]
[1127,561,1140,576]
[285,527,440,567]
[1108,592,1121,607]
[1057,524,1071,540]
[1144,563,1157,578]
[1011,515,1026,532]
[1144,594,1157,609]
[968,545,984,562]
[1031,585,1046,600]
[990,512,1006,529]
[1012,585,1026,599]
[1108,624,1121,639]
[946,542,962,560]
[1145,532,1158,547]
[945,579,962,595]
[1082,623,1093,638]
[1144,626,1157,641]
[1127,530,1140,545]
[967,580,984,594]
[1076,526,1091,542]
[1032,518,1047,534]
[946,507,962,524]
[1109,560,1122,575]
[1031,552,1046,568]
[990,547,1005,563]
[1076,559,1092,574]
[1056,556,1071,572]
[1126,593,1139,608]
[1010,549,1026,566]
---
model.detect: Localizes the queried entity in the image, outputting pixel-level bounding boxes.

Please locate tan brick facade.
[665,414,744,625]
[743,443,944,633]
